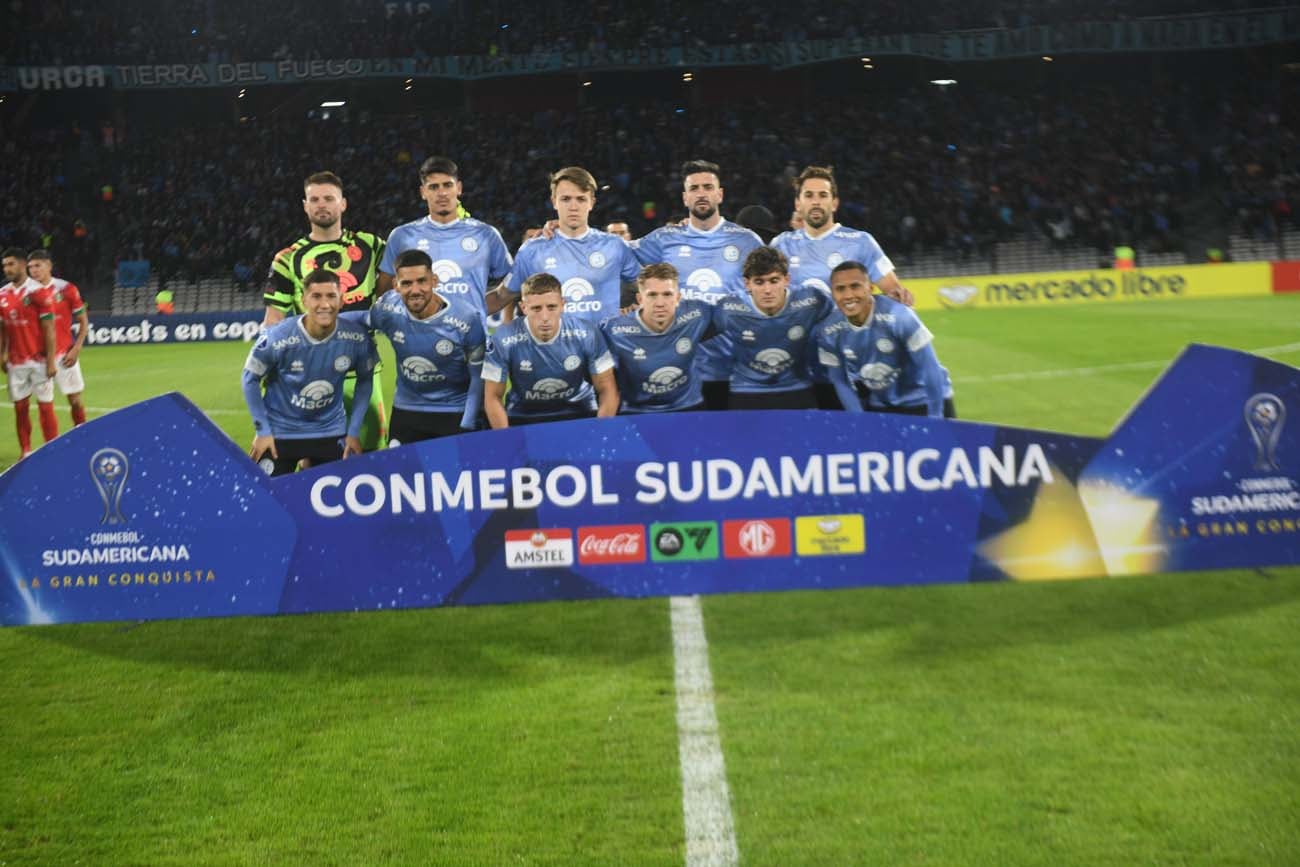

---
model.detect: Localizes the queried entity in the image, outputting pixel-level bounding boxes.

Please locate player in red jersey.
[0,248,58,456]
[27,251,88,426]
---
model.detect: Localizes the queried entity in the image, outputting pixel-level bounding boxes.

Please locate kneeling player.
[481,272,618,428]
[242,270,377,475]
[347,249,485,445]
[713,246,835,410]
[600,263,716,413]
[817,261,954,418]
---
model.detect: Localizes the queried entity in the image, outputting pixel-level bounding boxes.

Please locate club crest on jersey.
[827,253,845,268]
[723,245,740,262]
[563,355,581,371]
[334,356,351,372]
[788,326,806,341]
[877,338,895,353]
[461,237,479,252]
[588,251,606,268]
[675,337,692,355]
[435,339,455,356]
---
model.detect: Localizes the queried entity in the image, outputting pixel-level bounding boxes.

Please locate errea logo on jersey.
[505,528,573,569]
[291,380,335,410]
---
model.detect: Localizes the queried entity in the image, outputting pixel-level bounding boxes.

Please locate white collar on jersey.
[801,222,842,241]
[555,226,592,241]
[686,218,725,235]
[424,215,463,230]
[296,316,338,344]
[410,293,451,322]
[525,318,563,345]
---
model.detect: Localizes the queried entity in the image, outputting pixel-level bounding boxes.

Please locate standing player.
[713,247,836,410]
[772,165,916,408]
[601,263,716,414]
[498,167,639,325]
[264,171,388,450]
[26,250,88,426]
[605,222,632,241]
[380,156,513,324]
[0,249,58,455]
[630,160,764,410]
[817,261,954,418]
[243,270,377,476]
[348,249,486,445]
[481,273,618,428]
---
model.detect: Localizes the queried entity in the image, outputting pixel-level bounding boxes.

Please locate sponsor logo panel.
[723,518,792,559]
[649,521,719,562]
[577,524,646,565]
[795,514,866,556]
[504,528,574,569]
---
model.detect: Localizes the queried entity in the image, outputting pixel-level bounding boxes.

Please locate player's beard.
[690,201,717,221]
[310,212,340,232]
[804,208,830,230]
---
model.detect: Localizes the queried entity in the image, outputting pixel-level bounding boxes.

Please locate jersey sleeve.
[378,226,403,275]
[503,242,534,292]
[630,229,662,266]
[64,282,86,314]
[487,226,514,282]
[618,240,641,282]
[338,310,372,330]
[858,233,896,283]
[586,327,615,377]
[481,332,509,383]
[814,323,842,368]
[465,315,487,366]
[264,246,300,312]
[243,332,275,378]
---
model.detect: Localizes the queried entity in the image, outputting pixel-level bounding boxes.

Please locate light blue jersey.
[600,299,717,413]
[505,228,639,324]
[350,291,485,416]
[482,316,615,419]
[380,216,513,321]
[713,287,834,394]
[631,220,763,380]
[815,295,952,416]
[770,224,895,293]
[242,316,377,438]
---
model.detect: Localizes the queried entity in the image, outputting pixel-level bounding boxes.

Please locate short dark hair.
[521,272,562,297]
[637,262,679,289]
[830,260,869,279]
[795,165,838,198]
[394,249,433,271]
[27,249,52,262]
[303,269,341,288]
[1,247,27,261]
[742,246,789,279]
[681,160,721,185]
[419,156,459,183]
[304,171,344,194]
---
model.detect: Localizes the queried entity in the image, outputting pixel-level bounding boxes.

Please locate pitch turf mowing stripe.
[671,595,740,866]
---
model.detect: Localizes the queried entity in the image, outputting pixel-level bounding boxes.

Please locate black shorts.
[700,380,730,412]
[261,435,344,477]
[813,381,844,411]
[860,393,958,419]
[509,409,597,426]
[729,388,818,411]
[388,407,465,446]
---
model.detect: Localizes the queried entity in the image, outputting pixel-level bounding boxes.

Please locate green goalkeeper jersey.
[264,229,386,314]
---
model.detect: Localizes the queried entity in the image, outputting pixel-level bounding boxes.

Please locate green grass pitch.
[2,296,1299,865]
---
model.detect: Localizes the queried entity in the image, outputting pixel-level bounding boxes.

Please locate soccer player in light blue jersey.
[712,247,836,411]
[482,273,619,428]
[499,167,640,325]
[379,156,513,323]
[630,160,764,411]
[601,263,717,414]
[772,165,917,410]
[243,270,377,476]
[348,249,486,445]
[816,261,954,418]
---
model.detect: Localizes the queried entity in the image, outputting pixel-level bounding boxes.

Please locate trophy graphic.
[1244,394,1286,472]
[90,448,130,525]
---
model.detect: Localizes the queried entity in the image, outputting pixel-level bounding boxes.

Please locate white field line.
[961,341,1300,384]
[671,595,740,867]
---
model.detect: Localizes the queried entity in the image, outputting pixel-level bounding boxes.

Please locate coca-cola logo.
[578,525,646,565]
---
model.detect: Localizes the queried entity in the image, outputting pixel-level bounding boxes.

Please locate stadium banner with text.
[85,311,263,346]
[914,262,1271,312]
[6,9,1299,91]
[1,344,1296,627]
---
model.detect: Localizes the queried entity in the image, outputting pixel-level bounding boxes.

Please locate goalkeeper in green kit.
[262,171,388,450]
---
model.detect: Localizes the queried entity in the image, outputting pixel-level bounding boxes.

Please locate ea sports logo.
[430,259,464,284]
[401,356,442,382]
[562,278,595,301]
[737,520,776,556]
[686,269,723,292]
[753,348,792,374]
[859,362,898,390]
[531,377,569,396]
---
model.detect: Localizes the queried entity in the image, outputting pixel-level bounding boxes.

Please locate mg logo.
[737,520,776,555]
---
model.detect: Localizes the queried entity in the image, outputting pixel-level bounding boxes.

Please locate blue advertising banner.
[1,344,1296,627]
[85,311,263,346]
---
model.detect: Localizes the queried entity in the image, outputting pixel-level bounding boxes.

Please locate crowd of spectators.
[5,0,1275,65]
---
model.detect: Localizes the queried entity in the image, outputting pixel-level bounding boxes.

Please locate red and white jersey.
[0,278,55,365]
[39,277,86,355]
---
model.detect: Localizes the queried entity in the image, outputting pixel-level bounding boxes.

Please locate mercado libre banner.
[1,344,1297,627]
[914,262,1272,312]
[5,8,1300,91]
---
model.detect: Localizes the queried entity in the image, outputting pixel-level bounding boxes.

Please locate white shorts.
[6,360,54,403]
[55,356,85,395]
